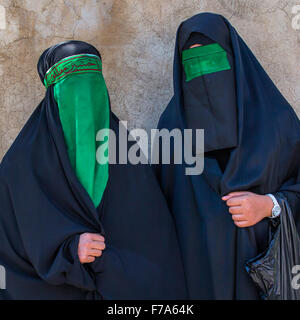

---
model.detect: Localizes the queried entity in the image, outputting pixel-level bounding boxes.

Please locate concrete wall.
[0,0,299,159]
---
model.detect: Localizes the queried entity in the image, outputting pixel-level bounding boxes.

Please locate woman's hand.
[222,191,273,228]
[78,233,105,263]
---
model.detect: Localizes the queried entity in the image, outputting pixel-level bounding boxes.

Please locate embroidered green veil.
[44,53,109,207]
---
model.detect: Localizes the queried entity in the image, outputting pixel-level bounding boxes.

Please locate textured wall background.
[0,0,300,160]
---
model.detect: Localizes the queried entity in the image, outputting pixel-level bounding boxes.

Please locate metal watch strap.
[266,194,281,218]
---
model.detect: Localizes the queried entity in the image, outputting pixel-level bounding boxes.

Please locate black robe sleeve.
[0,167,99,299]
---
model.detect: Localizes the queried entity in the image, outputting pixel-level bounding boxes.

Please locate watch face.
[273,205,281,216]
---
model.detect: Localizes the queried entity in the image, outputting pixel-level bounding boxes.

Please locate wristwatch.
[266,194,281,218]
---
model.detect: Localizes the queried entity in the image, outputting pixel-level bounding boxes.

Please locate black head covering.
[181,31,237,154]
[37,40,101,84]
[156,13,300,299]
[161,12,300,196]
[0,41,187,299]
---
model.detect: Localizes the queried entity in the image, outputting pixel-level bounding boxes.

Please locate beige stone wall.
[0,0,299,160]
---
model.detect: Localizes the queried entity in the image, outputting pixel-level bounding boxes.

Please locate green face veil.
[44,53,109,207]
[182,43,231,82]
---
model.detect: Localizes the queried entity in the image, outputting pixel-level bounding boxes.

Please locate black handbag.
[245,194,300,300]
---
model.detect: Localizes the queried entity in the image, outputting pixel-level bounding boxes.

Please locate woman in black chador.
[155,13,300,299]
[0,41,187,300]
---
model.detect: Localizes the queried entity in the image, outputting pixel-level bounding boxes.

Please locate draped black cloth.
[155,13,300,299]
[0,41,187,300]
